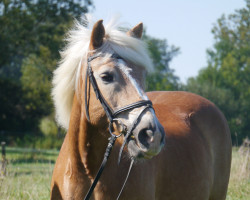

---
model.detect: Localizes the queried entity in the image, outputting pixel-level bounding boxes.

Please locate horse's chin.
[127,139,162,160]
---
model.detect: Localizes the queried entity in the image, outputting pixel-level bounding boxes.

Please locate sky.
[90,0,246,83]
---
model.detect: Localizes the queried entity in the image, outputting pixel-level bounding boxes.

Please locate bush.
[39,117,58,136]
[34,135,63,150]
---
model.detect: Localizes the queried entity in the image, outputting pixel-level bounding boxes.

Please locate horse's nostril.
[138,128,154,148]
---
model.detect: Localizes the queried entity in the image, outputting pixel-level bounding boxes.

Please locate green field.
[0,147,249,200]
[0,147,58,200]
[227,147,250,200]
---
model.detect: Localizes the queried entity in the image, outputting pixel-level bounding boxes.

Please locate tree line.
[0,0,249,147]
[0,0,93,133]
[185,0,250,144]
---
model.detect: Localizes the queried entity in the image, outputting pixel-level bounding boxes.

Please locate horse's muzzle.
[127,109,165,159]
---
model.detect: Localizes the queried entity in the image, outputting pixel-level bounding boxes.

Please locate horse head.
[83,20,165,160]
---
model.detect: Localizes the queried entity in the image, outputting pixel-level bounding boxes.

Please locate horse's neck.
[67,94,108,177]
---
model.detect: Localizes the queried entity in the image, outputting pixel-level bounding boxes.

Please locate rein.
[84,53,153,200]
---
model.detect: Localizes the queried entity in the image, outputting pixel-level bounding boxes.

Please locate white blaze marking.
[117,60,162,137]
[117,59,148,100]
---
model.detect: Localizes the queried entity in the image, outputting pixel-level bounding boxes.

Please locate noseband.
[84,53,153,200]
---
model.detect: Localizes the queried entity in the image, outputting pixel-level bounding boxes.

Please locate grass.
[226,147,250,200]
[0,147,58,200]
[0,146,249,199]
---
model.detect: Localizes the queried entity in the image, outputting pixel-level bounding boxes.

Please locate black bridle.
[84,53,153,200]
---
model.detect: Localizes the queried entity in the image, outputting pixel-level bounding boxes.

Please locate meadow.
[0,146,249,200]
[0,147,58,200]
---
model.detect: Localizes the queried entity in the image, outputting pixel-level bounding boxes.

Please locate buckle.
[108,119,127,138]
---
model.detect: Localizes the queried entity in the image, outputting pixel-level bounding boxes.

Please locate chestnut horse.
[51,17,232,200]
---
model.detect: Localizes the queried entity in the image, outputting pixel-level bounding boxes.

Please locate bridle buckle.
[109,118,127,138]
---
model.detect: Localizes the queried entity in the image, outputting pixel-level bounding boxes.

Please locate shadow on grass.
[10,158,56,164]
[13,171,33,176]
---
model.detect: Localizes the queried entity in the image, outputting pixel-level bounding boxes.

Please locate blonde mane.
[52,16,153,129]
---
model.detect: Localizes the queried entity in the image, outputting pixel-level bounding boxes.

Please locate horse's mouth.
[127,138,159,160]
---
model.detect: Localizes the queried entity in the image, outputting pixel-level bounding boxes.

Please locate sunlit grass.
[0,146,249,199]
[0,147,58,200]
[226,147,250,200]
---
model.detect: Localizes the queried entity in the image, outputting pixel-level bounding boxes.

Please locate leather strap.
[113,100,152,117]
[84,135,117,200]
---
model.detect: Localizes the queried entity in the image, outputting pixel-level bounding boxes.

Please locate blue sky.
[90,0,246,83]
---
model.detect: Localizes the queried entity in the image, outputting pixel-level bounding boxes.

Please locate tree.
[143,34,180,91]
[0,0,181,138]
[185,0,250,144]
[0,0,93,132]
[21,46,55,118]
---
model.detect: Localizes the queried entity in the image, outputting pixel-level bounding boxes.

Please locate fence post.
[1,141,7,176]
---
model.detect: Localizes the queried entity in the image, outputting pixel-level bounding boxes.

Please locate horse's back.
[147,91,232,200]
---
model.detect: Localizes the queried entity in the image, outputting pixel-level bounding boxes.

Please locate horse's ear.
[127,23,143,39]
[89,20,105,50]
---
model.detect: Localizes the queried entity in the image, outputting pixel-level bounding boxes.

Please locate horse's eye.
[100,73,114,83]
